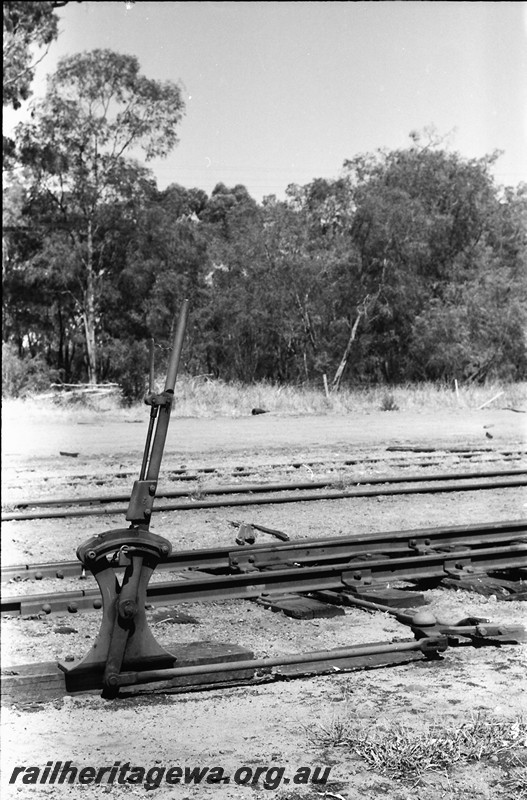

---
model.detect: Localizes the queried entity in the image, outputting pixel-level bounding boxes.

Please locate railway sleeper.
[255,593,346,619]
[440,573,527,599]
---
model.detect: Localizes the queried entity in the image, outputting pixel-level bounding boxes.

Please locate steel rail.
[2,474,526,522]
[2,519,526,583]
[7,467,527,511]
[3,541,526,616]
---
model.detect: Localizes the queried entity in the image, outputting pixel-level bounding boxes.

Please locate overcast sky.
[5,1,527,201]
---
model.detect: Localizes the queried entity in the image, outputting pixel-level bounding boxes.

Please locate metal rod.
[137,338,159,482]
[120,639,428,684]
[139,411,158,482]
[148,338,155,393]
[332,593,415,624]
[3,475,525,522]
[145,300,189,484]
[164,303,189,393]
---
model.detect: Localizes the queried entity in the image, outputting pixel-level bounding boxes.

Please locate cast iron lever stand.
[59,300,190,696]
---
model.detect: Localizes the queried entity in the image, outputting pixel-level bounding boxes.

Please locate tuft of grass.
[308,713,527,780]
[379,391,399,411]
[499,756,527,800]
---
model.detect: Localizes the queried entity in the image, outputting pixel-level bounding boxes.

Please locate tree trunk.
[57,302,65,374]
[331,311,363,392]
[83,219,97,384]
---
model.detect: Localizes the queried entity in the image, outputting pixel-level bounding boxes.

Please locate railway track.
[3,518,526,584]
[2,519,526,616]
[2,520,525,701]
[2,467,525,521]
[3,446,524,487]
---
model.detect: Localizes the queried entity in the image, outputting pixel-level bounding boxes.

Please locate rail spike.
[58,300,189,697]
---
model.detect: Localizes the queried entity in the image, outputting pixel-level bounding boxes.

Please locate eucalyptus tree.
[282,178,367,387]
[15,49,185,382]
[343,139,526,382]
[3,1,72,110]
[408,180,527,381]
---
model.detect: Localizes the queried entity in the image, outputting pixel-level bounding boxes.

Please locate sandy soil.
[1,407,526,800]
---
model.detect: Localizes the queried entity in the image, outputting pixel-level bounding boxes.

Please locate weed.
[308,713,527,780]
[498,765,527,800]
[188,477,207,501]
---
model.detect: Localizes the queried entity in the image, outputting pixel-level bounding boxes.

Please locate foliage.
[3,1,66,110]
[2,342,58,397]
[98,337,149,402]
[3,113,527,395]
[3,1,78,166]
[9,49,185,383]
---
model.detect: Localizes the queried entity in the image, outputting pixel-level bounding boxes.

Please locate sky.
[4,1,527,202]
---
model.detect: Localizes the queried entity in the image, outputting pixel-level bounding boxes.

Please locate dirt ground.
[1,407,526,799]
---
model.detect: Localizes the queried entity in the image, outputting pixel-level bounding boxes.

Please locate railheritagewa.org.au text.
[9,761,332,791]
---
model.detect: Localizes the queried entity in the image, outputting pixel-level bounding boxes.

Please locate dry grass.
[2,378,526,422]
[308,712,527,783]
[171,377,527,418]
